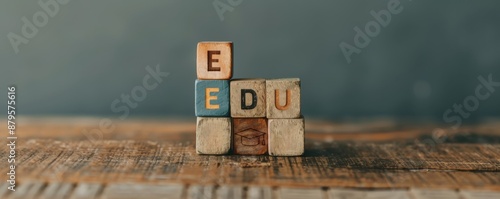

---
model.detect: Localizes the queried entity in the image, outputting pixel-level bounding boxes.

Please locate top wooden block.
[197,42,233,80]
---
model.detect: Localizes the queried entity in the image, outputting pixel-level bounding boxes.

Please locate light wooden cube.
[197,42,233,80]
[268,118,304,156]
[233,118,268,155]
[230,79,266,118]
[266,78,301,119]
[196,117,232,155]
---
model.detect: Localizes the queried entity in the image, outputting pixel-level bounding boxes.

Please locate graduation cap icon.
[235,128,266,146]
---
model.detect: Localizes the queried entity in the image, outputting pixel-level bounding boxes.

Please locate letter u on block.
[274,90,291,110]
[266,78,301,119]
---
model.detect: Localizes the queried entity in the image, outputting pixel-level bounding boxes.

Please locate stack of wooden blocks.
[195,41,304,156]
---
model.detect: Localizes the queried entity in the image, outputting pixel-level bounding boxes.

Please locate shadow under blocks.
[195,41,304,156]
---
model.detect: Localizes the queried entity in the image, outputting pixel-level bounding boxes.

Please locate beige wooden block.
[268,118,304,156]
[266,78,301,119]
[230,79,266,118]
[102,183,184,199]
[197,42,233,80]
[196,117,232,155]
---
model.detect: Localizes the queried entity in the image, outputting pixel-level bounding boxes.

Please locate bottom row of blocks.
[196,117,304,156]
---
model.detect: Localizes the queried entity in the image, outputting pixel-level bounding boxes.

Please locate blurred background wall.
[1,0,499,124]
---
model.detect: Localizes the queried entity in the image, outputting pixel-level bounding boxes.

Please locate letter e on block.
[195,80,230,117]
[197,42,233,80]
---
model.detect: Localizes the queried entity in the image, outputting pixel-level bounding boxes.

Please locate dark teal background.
[0,0,499,124]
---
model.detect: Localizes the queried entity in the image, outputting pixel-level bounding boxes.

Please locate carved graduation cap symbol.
[235,128,266,146]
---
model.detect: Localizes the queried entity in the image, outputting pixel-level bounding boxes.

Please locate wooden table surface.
[1,116,500,199]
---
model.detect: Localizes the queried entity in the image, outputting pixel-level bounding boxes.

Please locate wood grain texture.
[3,117,500,198]
[247,187,273,199]
[230,79,266,118]
[196,117,232,155]
[233,118,268,155]
[101,183,184,199]
[460,190,500,199]
[188,185,214,199]
[266,78,301,119]
[195,80,230,117]
[410,189,461,199]
[328,189,410,199]
[277,187,324,199]
[216,186,244,199]
[39,183,73,199]
[0,183,11,198]
[197,42,233,80]
[268,118,305,156]
[7,182,44,199]
[69,183,102,199]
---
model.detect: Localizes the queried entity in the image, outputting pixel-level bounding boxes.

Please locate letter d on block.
[230,79,266,118]
[195,80,230,117]
[241,89,257,110]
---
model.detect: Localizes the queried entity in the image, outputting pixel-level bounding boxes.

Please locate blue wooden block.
[195,80,230,117]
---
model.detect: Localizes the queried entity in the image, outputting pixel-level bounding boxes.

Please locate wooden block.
[268,118,304,156]
[195,80,230,117]
[233,118,268,155]
[266,78,301,119]
[197,42,233,80]
[230,79,266,118]
[196,117,232,155]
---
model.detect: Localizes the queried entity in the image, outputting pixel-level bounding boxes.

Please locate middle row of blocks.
[195,78,301,119]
